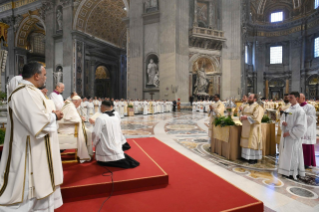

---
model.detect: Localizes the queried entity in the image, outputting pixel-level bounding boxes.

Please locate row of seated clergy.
[92,101,140,168]
[58,96,93,162]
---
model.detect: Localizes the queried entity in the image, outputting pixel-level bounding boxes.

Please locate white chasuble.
[240,102,264,160]
[0,82,63,206]
[93,114,125,162]
[59,102,92,161]
[276,103,291,144]
[278,104,307,178]
[208,100,224,138]
[7,75,22,97]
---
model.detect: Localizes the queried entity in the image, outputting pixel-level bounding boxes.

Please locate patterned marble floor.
[120,111,319,212]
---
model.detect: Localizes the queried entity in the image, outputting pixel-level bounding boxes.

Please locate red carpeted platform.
[61,140,168,202]
[57,138,263,212]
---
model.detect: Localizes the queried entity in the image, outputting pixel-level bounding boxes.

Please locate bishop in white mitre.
[0,62,63,211]
[49,82,65,111]
[93,101,139,168]
[58,96,93,162]
[278,92,307,180]
[299,93,317,168]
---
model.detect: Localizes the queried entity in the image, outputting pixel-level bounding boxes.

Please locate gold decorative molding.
[0,0,39,13]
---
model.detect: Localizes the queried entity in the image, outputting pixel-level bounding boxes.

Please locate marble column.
[265,80,269,99]
[255,41,265,97]
[208,1,214,29]
[290,39,301,92]
[193,0,198,27]
[45,8,55,94]
[285,79,289,94]
[62,2,73,98]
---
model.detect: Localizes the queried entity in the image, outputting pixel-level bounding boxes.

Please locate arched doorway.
[95,66,111,98]
[307,75,319,99]
[268,78,285,100]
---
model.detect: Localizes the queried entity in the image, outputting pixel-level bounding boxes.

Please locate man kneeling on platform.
[93,101,140,168]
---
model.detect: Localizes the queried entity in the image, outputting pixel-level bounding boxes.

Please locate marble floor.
[121,111,319,212]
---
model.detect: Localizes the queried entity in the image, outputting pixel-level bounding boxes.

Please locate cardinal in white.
[0,62,64,211]
[278,92,307,180]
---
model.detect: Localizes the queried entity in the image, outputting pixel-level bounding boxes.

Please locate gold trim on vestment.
[74,124,78,138]
[0,108,14,196]
[8,85,26,103]
[35,122,50,138]
[44,135,55,191]
[43,100,47,109]
[21,136,29,202]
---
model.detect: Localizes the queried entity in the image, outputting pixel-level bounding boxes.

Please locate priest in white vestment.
[7,75,22,97]
[49,82,65,111]
[58,96,92,162]
[299,93,317,168]
[92,101,139,168]
[87,98,95,118]
[208,95,224,143]
[276,94,291,146]
[93,97,100,113]
[0,62,64,211]
[240,93,264,164]
[278,92,307,180]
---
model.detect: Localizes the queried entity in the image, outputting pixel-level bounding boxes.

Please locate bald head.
[299,93,306,104]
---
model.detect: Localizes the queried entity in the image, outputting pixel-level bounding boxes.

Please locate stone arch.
[189,54,220,75]
[15,15,46,48]
[73,0,128,48]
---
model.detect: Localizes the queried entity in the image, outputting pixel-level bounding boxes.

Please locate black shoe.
[254,160,258,164]
[305,165,310,169]
[248,160,255,164]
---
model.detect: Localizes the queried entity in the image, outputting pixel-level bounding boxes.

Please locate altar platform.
[57,138,263,212]
[61,140,169,202]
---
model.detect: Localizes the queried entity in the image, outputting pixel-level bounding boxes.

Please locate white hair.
[56,82,64,88]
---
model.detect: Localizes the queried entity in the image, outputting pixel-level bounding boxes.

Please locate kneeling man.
[93,101,139,168]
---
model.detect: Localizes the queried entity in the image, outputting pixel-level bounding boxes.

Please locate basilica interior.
[0,0,319,212]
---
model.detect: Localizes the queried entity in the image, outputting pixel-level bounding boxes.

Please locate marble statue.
[146,59,159,87]
[54,68,63,86]
[57,9,63,31]
[194,64,209,96]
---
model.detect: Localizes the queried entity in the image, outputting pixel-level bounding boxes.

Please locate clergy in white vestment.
[80,97,89,121]
[278,92,307,180]
[240,93,264,164]
[208,95,225,143]
[92,101,140,168]
[0,62,64,211]
[87,98,95,118]
[124,100,128,116]
[192,101,197,113]
[49,82,65,111]
[143,100,149,115]
[299,93,317,168]
[93,97,100,113]
[276,94,291,145]
[119,100,125,118]
[58,96,93,162]
[7,75,23,97]
[133,100,139,114]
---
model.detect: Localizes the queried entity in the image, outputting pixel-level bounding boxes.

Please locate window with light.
[245,45,248,64]
[315,37,319,58]
[271,11,283,23]
[270,46,282,64]
[315,0,319,9]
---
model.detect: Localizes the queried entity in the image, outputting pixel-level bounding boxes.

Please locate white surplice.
[300,104,317,145]
[278,104,307,179]
[92,114,125,162]
[49,92,64,111]
[0,80,63,211]
[58,101,92,161]
[87,102,95,118]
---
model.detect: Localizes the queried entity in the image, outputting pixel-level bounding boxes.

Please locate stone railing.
[190,27,226,41]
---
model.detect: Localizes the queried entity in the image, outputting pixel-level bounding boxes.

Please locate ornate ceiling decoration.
[74,0,128,49]
[252,0,302,15]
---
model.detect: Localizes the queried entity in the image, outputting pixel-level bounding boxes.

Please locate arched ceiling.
[251,0,301,15]
[74,0,128,49]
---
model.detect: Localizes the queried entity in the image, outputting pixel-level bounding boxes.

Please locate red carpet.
[61,140,168,202]
[57,138,263,212]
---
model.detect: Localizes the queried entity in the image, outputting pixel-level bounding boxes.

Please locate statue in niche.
[194,62,209,96]
[57,8,63,31]
[54,67,63,86]
[146,59,159,87]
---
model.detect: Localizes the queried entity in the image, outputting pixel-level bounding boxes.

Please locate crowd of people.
[207,92,317,181]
